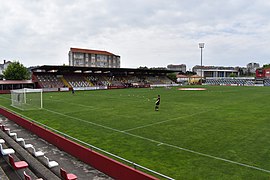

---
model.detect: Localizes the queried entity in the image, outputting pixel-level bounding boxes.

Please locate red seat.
[9,155,28,170]
[60,168,77,180]
[24,171,31,180]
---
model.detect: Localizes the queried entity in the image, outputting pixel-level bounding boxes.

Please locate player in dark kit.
[155,95,160,111]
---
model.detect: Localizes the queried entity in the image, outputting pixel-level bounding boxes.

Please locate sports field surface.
[0,86,270,179]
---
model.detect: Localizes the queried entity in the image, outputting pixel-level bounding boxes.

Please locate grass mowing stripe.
[43,108,125,133]
[43,107,270,174]
[44,98,96,109]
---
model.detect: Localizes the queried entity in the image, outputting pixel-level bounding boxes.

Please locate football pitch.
[0,86,270,179]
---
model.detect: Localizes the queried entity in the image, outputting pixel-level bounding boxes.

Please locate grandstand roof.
[31,65,177,74]
[190,75,202,78]
[176,74,188,78]
[70,48,119,56]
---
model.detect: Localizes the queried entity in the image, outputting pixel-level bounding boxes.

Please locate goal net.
[10,88,43,110]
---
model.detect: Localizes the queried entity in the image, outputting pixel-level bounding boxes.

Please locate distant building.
[167,64,186,73]
[192,65,239,77]
[0,60,12,75]
[256,67,270,79]
[69,48,120,68]
[150,67,167,70]
[247,62,260,74]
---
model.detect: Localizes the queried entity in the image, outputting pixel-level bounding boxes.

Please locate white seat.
[0,139,5,144]
[44,156,58,168]
[0,144,15,155]
[21,139,33,149]
[30,146,44,157]
[6,129,16,137]
[13,134,24,143]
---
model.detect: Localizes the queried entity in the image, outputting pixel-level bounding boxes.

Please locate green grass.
[1,86,270,179]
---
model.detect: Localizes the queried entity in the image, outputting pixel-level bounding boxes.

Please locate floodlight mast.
[199,43,205,84]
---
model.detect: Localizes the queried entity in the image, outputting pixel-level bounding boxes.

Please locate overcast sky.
[0,0,269,70]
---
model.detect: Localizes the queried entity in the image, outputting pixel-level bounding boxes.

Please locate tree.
[3,61,30,80]
[138,66,148,69]
[263,64,270,69]
[167,72,177,82]
[185,71,196,76]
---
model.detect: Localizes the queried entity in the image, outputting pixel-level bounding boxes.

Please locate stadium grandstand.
[31,65,177,92]
[2,65,270,94]
[204,77,255,86]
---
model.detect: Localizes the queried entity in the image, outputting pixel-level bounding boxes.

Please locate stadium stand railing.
[264,79,270,86]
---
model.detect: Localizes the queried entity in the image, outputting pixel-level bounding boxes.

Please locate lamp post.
[199,43,205,84]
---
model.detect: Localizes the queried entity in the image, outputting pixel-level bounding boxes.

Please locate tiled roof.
[70,48,119,56]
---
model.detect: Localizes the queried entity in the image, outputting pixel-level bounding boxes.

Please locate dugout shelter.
[0,80,35,94]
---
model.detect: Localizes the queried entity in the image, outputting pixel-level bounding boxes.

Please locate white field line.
[0,95,10,100]
[45,98,97,109]
[122,109,215,132]
[46,98,131,113]
[79,91,153,102]
[62,109,95,115]
[42,108,270,174]
[0,94,99,110]
[43,108,125,133]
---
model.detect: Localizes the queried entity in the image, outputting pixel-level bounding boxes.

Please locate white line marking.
[122,109,215,132]
[42,108,270,174]
[62,109,98,115]
[0,96,10,100]
[45,98,96,109]
[43,108,123,133]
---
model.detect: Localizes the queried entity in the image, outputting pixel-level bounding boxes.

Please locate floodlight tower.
[199,43,205,84]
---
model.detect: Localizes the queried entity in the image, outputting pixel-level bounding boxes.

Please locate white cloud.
[0,0,269,69]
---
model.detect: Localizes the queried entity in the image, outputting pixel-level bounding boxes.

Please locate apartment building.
[69,48,120,68]
[0,60,12,75]
[193,65,240,77]
[247,62,260,74]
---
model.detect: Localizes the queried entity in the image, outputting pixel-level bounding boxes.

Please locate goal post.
[10,88,43,110]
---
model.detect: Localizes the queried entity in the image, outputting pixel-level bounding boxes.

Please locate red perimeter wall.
[0,107,159,180]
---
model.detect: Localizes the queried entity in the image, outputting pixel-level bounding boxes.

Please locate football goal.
[10,88,43,110]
